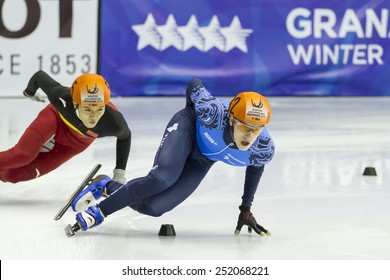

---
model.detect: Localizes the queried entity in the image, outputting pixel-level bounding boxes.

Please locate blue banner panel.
[99,0,390,96]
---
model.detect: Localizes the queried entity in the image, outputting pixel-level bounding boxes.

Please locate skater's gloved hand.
[112,168,126,184]
[234,206,271,236]
[23,89,46,102]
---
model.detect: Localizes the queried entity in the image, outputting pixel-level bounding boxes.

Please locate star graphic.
[132,14,253,53]
[131,13,161,50]
[155,14,182,51]
[219,16,253,53]
[197,15,225,52]
[176,15,203,51]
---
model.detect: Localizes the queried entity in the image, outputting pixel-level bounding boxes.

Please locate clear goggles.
[233,118,264,134]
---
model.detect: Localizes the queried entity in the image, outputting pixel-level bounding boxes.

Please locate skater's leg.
[0,105,94,183]
[0,106,58,182]
[1,144,91,183]
[135,157,214,216]
[99,107,197,216]
[0,106,58,168]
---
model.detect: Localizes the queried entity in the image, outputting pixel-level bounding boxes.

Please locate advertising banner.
[100,0,390,96]
[0,0,99,97]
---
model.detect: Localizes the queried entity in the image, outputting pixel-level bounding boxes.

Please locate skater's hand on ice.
[234,206,271,236]
[112,168,126,184]
[23,89,46,102]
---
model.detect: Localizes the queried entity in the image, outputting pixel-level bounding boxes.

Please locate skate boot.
[71,175,111,212]
[76,205,105,231]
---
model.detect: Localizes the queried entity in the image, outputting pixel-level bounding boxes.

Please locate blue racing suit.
[98,79,275,217]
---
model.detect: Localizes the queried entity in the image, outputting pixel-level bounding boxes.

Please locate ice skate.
[71,175,111,212]
[65,205,105,237]
[54,164,102,220]
[77,205,105,230]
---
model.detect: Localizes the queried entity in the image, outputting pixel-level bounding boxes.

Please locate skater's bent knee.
[137,205,166,217]
[0,171,18,183]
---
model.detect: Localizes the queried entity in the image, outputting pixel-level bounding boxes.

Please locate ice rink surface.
[1,96,390,261]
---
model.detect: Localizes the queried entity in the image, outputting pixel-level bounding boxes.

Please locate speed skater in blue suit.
[69,79,275,236]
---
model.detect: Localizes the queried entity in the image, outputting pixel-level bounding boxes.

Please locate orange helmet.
[70,74,110,107]
[228,91,271,126]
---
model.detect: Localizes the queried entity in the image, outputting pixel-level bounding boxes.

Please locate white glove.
[112,168,127,184]
[23,90,46,102]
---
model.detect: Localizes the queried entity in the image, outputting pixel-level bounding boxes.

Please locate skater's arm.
[234,164,272,236]
[113,128,131,184]
[112,112,132,184]
[24,71,64,99]
[241,165,264,208]
[115,133,131,170]
[186,79,225,129]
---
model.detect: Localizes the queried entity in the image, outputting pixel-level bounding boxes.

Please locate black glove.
[234,206,271,236]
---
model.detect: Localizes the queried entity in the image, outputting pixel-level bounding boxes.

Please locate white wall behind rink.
[0,0,98,97]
